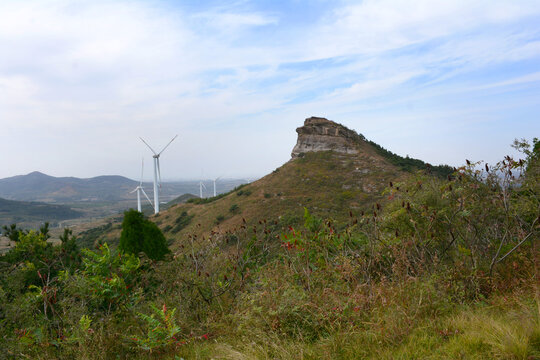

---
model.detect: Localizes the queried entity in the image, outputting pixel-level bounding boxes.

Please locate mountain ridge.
[0,171,247,205]
[153,117,452,247]
[0,171,138,202]
[95,117,424,248]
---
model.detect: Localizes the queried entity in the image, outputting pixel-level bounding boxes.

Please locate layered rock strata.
[291,117,361,158]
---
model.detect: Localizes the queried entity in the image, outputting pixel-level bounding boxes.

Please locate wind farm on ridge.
[135,135,229,215]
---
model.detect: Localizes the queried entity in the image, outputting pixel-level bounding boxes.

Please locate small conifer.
[119,209,169,260]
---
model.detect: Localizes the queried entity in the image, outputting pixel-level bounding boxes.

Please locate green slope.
[0,197,82,226]
[146,141,406,248]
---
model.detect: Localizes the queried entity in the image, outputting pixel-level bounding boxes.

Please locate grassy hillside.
[0,197,82,227]
[2,119,536,359]
[0,138,538,359]
[95,141,406,247]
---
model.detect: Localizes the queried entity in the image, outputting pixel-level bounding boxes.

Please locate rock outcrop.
[291,117,361,158]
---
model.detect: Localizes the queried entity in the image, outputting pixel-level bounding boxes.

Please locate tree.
[39,222,50,240]
[2,223,23,242]
[58,227,81,271]
[119,210,170,261]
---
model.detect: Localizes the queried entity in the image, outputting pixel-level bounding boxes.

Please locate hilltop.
[97,117,448,247]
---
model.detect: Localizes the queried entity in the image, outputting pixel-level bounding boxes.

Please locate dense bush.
[119,209,170,261]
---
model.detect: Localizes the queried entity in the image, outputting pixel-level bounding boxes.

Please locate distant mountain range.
[0,171,247,204]
[0,171,138,202]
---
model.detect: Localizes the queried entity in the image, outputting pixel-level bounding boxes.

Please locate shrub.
[119,210,170,261]
[74,243,141,313]
[229,204,240,214]
[2,223,23,242]
[172,211,194,234]
[130,304,183,353]
[215,215,225,224]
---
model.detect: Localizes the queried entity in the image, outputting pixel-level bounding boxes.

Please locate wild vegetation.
[186,184,248,205]
[0,139,538,359]
[359,134,454,177]
[0,197,82,227]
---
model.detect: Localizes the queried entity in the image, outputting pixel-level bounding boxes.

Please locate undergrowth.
[0,140,538,359]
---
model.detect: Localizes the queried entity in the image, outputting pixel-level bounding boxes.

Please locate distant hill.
[0,197,82,226]
[0,172,138,203]
[96,117,448,247]
[166,193,199,207]
[0,172,247,205]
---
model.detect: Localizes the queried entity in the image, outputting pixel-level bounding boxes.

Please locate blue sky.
[0,0,539,180]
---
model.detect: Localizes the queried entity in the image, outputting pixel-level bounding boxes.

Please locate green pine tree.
[119,209,169,261]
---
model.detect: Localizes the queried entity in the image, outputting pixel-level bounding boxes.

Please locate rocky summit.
[291,117,361,158]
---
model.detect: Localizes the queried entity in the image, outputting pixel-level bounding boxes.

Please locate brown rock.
[291,117,361,158]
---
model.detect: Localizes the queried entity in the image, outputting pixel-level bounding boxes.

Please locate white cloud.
[0,0,539,179]
[194,11,278,29]
[306,0,540,57]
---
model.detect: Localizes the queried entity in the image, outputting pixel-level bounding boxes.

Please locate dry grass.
[152,150,404,251]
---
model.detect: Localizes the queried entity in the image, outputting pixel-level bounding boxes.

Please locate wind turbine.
[130,158,153,212]
[199,180,206,199]
[140,135,178,214]
[213,176,222,197]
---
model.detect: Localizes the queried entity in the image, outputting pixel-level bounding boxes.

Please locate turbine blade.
[201,182,207,189]
[140,157,144,186]
[129,187,138,194]
[140,137,158,155]
[158,134,178,155]
[141,188,153,206]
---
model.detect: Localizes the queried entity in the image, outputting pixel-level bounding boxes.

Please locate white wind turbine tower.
[199,180,206,199]
[213,176,222,197]
[140,135,178,214]
[130,158,153,212]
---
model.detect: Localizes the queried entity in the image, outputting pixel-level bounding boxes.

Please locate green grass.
[167,294,539,360]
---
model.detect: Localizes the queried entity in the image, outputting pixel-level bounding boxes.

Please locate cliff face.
[291,117,361,158]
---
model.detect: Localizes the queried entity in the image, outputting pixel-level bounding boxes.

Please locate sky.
[0,0,539,180]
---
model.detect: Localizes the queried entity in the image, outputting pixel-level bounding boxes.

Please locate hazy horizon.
[1,0,539,180]
[0,169,257,183]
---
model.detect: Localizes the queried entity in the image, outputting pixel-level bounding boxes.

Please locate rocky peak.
[291,117,361,158]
